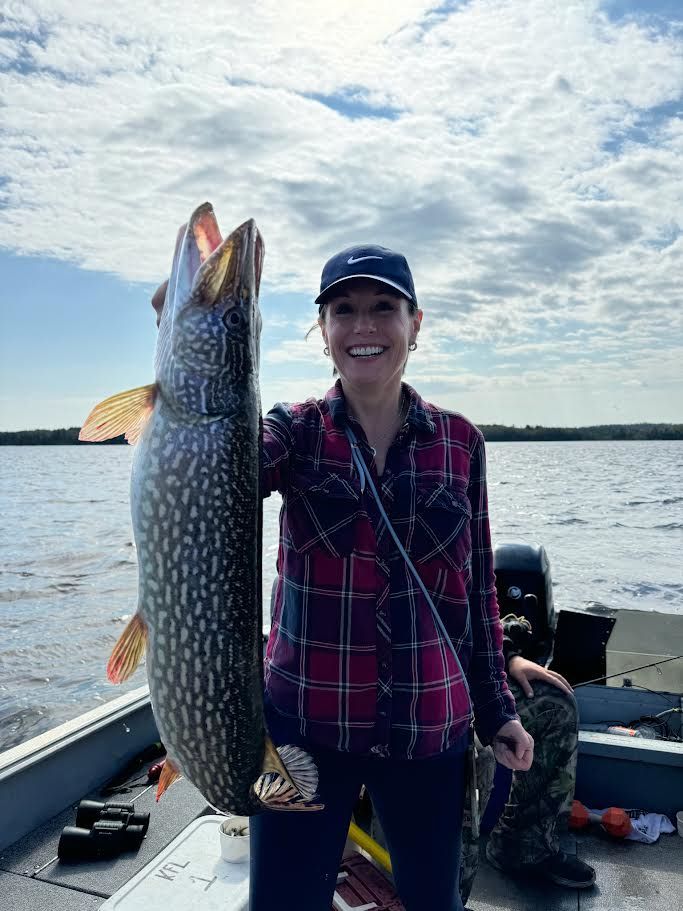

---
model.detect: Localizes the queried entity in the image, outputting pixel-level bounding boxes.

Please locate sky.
[0,0,682,430]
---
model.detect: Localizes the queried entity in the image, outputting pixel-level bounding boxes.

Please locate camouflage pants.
[459,681,578,903]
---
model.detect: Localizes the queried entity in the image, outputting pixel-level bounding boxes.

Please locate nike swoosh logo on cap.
[347,255,383,264]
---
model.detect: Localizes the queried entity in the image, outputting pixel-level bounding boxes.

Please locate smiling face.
[319,278,422,394]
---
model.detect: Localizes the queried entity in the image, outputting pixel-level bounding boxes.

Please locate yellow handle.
[348,821,392,873]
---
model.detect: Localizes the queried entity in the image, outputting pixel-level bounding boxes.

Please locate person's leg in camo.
[459,741,496,906]
[485,680,595,888]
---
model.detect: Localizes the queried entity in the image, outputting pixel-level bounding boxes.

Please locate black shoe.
[488,849,596,889]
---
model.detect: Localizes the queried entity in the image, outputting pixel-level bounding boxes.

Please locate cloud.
[1,0,682,425]
[263,337,328,366]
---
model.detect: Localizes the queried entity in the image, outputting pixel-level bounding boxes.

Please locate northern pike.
[80,203,319,815]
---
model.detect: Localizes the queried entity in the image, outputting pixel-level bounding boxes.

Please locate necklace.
[347,389,409,456]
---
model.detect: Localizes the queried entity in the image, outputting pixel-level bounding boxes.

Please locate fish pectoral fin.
[156,758,182,801]
[106,612,148,683]
[253,739,323,811]
[275,744,319,801]
[79,384,157,445]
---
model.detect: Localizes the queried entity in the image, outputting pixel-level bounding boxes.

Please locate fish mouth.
[161,204,264,321]
[195,212,264,308]
[192,202,223,263]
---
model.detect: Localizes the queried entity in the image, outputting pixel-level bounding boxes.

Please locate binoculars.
[58,799,150,862]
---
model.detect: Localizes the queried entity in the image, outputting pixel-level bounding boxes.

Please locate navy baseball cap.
[315,244,417,309]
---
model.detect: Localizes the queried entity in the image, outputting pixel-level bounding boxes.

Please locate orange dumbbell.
[569,800,631,838]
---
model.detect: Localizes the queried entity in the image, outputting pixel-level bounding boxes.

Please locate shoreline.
[1,424,682,444]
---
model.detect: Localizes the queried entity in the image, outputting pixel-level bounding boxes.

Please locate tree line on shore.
[1,423,681,445]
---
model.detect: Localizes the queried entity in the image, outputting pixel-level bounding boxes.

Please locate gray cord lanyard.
[344,423,471,701]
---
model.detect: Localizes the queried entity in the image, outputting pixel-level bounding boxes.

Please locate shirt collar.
[325,380,436,434]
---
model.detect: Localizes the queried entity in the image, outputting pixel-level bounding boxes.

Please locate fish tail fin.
[106,612,148,683]
[156,758,182,800]
[253,737,323,811]
[79,383,157,445]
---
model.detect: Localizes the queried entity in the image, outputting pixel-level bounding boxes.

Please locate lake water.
[1,442,681,751]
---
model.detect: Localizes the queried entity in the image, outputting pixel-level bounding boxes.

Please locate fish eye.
[226,310,243,327]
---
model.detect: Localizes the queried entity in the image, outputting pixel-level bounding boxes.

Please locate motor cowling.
[493,542,555,665]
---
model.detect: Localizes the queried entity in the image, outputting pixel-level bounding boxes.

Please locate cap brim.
[315,275,413,307]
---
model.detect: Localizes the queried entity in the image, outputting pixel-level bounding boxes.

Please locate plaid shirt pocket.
[284,470,361,557]
[411,483,473,571]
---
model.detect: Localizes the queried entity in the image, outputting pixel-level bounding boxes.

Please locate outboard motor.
[493,542,555,665]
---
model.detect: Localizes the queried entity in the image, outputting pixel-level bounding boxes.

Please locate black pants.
[249,744,466,911]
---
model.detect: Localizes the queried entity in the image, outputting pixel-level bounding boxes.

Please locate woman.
[251,245,534,911]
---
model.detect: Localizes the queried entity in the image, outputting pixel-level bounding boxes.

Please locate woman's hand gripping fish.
[80,203,320,815]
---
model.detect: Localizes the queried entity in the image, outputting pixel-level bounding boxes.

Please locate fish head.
[156,202,264,414]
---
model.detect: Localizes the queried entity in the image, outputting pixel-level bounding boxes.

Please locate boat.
[1,542,681,910]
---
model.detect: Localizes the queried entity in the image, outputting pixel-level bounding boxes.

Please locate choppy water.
[1,442,681,751]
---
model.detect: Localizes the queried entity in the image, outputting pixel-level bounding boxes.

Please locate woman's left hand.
[492,719,534,771]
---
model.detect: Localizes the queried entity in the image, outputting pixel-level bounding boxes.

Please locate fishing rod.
[573,653,683,689]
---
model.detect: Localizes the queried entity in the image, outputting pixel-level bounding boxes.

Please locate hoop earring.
[408,342,417,351]
[323,346,330,356]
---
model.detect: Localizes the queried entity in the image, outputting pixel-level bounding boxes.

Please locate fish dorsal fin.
[106,612,148,683]
[156,758,183,800]
[253,738,323,811]
[79,384,157,445]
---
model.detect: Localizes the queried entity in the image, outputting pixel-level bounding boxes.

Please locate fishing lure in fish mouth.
[80,204,321,815]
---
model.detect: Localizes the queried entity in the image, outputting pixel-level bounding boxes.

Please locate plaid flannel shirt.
[262,381,517,759]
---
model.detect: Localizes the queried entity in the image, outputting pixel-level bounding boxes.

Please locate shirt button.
[378,709,387,717]
[381,661,389,671]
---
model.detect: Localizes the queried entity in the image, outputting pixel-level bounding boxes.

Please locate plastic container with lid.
[219,815,250,863]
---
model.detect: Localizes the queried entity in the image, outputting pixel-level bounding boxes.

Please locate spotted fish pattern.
[81,203,319,815]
